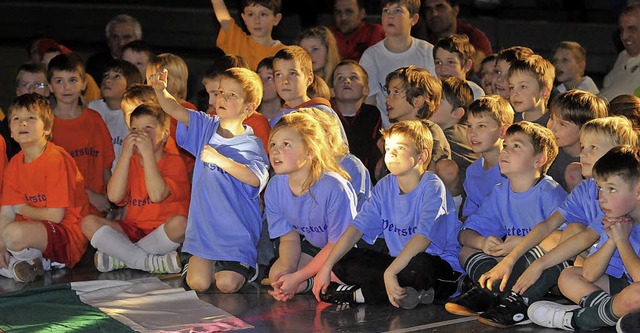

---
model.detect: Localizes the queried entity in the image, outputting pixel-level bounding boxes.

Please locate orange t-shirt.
[2,143,89,267]
[52,108,115,213]
[216,19,286,70]
[116,139,190,230]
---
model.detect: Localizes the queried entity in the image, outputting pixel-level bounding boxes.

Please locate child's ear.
[410,13,420,26]
[306,73,314,89]
[500,124,510,139]
[244,102,257,114]
[412,96,425,110]
[540,85,551,100]
[463,59,473,74]
[452,107,465,121]
[420,148,430,166]
[330,87,336,99]
[534,152,548,170]
[273,13,282,26]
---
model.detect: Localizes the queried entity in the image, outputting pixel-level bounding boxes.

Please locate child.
[307,76,331,100]
[151,67,269,293]
[360,0,436,128]
[331,60,382,181]
[609,94,640,129]
[479,54,496,95]
[298,26,341,86]
[80,103,189,274]
[266,111,357,301]
[88,59,143,172]
[0,94,88,283]
[546,90,608,192]
[202,55,270,152]
[313,119,463,309]
[433,34,485,99]
[476,117,638,327]
[121,40,156,80]
[552,41,599,94]
[446,121,567,327]
[47,54,115,216]
[462,95,514,218]
[122,84,159,127]
[15,63,50,98]
[528,145,640,331]
[256,56,282,121]
[509,54,555,126]
[491,46,534,100]
[211,0,285,70]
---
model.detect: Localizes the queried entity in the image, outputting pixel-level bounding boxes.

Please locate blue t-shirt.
[265,172,357,249]
[269,101,348,145]
[340,153,372,212]
[462,157,506,217]
[178,110,269,267]
[463,175,567,238]
[351,172,463,272]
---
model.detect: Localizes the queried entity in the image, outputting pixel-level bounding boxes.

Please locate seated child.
[0,94,88,282]
[47,54,115,216]
[331,60,382,181]
[509,54,555,126]
[609,94,640,129]
[492,46,534,100]
[298,26,341,85]
[266,111,357,301]
[446,121,567,327]
[479,53,496,95]
[433,34,485,99]
[121,40,156,80]
[313,119,463,309]
[80,103,189,274]
[528,145,640,331]
[256,56,282,121]
[552,41,599,94]
[546,90,608,192]
[151,67,269,293]
[88,59,143,171]
[462,95,514,218]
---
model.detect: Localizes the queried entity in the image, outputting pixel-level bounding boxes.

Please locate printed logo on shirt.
[130,196,152,206]
[506,226,532,237]
[203,161,227,174]
[382,219,417,237]
[69,147,100,158]
[24,193,47,203]
[113,136,123,146]
[293,224,328,234]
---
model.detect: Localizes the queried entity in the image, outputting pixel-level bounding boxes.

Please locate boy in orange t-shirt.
[0,94,89,283]
[47,54,115,216]
[80,103,189,273]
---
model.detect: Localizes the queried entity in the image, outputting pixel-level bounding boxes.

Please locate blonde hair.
[553,41,586,67]
[581,116,639,147]
[270,112,350,192]
[297,26,341,85]
[381,120,434,170]
[147,53,188,100]
[468,95,515,127]
[218,67,263,107]
[296,107,349,160]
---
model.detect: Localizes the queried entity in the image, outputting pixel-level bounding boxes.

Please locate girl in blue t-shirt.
[266,110,358,302]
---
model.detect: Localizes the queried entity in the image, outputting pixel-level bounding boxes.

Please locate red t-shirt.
[330,22,385,61]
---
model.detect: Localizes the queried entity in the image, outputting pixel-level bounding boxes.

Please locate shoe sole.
[445,302,481,317]
[477,316,531,328]
[13,258,44,283]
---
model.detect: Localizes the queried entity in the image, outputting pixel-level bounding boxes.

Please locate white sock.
[355,289,365,303]
[0,257,17,279]
[91,225,149,270]
[8,248,42,261]
[135,224,180,254]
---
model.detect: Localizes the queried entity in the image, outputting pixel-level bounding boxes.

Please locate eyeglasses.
[18,82,46,90]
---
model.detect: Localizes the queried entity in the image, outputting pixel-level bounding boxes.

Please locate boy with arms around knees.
[314,120,463,309]
[509,54,555,126]
[47,54,115,216]
[546,90,608,192]
[528,145,640,332]
[212,0,285,70]
[80,103,189,274]
[151,67,269,293]
[0,94,88,283]
[461,95,514,218]
[447,121,567,327]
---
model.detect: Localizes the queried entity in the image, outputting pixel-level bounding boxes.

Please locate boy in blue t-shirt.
[528,145,640,331]
[461,95,514,218]
[446,121,567,327]
[151,67,269,293]
[313,119,463,309]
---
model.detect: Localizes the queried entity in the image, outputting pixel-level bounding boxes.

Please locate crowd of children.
[3,0,640,331]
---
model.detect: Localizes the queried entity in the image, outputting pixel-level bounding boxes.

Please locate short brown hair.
[593,145,640,184]
[550,90,608,127]
[433,34,476,64]
[508,54,555,94]
[505,121,558,173]
[273,46,314,80]
[218,67,263,107]
[385,66,442,119]
[468,95,514,126]
[47,53,86,83]
[8,93,54,141]
[441,77,473,123]
[608,94,640,129]
[382,0,421,15]
[332,60,369,87]
[382,119,434,169]
[130,102,170,131]
[495,46,534,65]
[242,0,281,14]
[553,41,586,66]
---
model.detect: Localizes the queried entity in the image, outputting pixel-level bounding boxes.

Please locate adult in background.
[329,0,385,61]
[86,14,143,86]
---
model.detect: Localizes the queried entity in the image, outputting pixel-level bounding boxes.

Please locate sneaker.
[457,274,474,294]
[477,292,531,328]
[617,312,640,333]
[13,258,45,283]
[527,300,579,330]
[397,287,435,309]
[444,286,499,316]
[145,251,181,274]
[94,251,127,273]
[320,282,359,306]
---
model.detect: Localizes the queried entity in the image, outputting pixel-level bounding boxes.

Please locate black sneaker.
[397,287,435,309]
[477,291,531,328]
[444,286,499,316]
[320,282,359,306]
[617,312,640,333]
[457,274,474,294]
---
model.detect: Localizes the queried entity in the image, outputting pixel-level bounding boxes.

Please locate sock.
[8,248,42,261]
[135,224,180,254]
[573,291,618,330]
[301,277,314,293]
[355,289,365,303]
[0,257,17,279]
[465,252,498,284]
[91,225,149,270]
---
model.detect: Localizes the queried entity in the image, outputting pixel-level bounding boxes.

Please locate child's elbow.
[51,209,65,224]
[148,190,170,204]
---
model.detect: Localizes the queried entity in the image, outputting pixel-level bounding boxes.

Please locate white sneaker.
[145,251,181,274]
[94,251,127,273]
[527,300,579,330]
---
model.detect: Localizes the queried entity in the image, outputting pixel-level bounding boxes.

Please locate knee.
[615,283,640,313]
[186,273,212,292]
[2,223,27,250]
[165,216,187,243]
[80,215,102,239]
[558,266,581,291]
[216,276,244,294]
